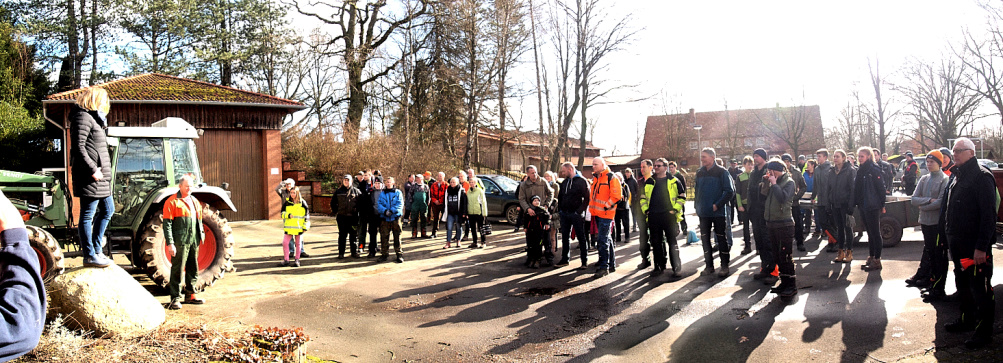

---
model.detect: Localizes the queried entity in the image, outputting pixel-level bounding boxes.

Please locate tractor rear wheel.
[26,225,64,281]
[137,205,235,291]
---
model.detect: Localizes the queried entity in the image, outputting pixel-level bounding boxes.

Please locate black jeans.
[336,215,359,256]
[802,207,813,234]
[359,217,379,255]
[559,211,588,264]
[634,205,650,262]
[860,208,882,258]
[469,215,485,246]
[699,216,730,269]
[831,207,853,250]
[737,209,751,249]
[750,210,772,273]
[526,228,547,263]
[952,250,995,338]
[917,224,949,292]
[768,222,796,279]
[614,209,631,242]
[648,212,680,272]
[792,205,804,246]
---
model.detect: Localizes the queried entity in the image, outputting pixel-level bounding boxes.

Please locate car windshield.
[490,176,520,193]
[979,159,998,168]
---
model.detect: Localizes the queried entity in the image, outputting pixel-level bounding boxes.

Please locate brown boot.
[421,228,429,238]
[412,230,418,239]
[833,249,845,263]
[863,257,882,271]
[843,250,853,263]
[861,256,873,270]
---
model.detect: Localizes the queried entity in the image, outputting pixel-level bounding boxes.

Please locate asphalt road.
[160,206,1003,362]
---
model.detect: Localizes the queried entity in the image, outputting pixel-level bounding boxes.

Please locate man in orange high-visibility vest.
[164,175,205,310]
[589,157,622,279]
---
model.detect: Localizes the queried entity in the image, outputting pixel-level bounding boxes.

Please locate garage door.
[195,130,264,221]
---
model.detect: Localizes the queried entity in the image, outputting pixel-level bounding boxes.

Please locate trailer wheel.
[880,216,902,247]
[138,205,234,291]
[26,225,64,281]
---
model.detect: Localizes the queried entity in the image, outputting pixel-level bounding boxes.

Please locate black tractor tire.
[505,204,521,225]
[880,216,903,248]
[26,225,64,281]
[137,205,235,291]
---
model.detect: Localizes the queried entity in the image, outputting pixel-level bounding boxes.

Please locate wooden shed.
[42,73,306,221]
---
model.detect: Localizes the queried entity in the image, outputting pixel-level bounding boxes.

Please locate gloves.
[384,210,392,217]
[303,221,311,231]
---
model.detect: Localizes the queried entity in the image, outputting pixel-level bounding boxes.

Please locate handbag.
[480,221,492,236]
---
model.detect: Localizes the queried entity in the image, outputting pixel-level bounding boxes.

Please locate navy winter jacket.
[0,228,46,362]
[695,164,735,218]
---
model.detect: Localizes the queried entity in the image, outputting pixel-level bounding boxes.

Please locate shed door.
[195,130,264,221]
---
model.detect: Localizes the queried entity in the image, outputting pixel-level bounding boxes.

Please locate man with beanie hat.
[939,147,955,176]
[782,154,808,252]
[879,152,895,195]
[331,174,362,258]
[763,159,797,297]
[903,151,919,195]
[748,148,774,280]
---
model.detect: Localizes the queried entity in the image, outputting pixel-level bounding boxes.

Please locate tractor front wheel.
[137,205,235,291]
[26,225,64,281]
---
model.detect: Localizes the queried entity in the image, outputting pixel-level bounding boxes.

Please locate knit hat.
[781,153,793,162]
[531,195,542,203]
[373,176,383,184]
[939,147,953,162]
[766,160,786,172]
[284,178,296,186]
[423,171,432,179]
[905,151,914,157]
[926,150,944,167]
[753,148,768,160]
[343,174,352,180]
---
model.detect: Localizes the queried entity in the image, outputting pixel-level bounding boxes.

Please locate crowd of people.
[266,139,998,349]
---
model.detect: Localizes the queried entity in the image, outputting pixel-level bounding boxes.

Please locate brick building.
[641,106,825,168]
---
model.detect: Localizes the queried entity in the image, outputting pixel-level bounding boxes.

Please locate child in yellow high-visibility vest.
[280,187,310,267]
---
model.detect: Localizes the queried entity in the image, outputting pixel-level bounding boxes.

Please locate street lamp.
[694,124,703,164]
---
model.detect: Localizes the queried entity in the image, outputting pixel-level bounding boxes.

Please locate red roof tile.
[46,73,305,107]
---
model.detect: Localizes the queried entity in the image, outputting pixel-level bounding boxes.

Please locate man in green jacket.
[164,175,206,310]
[640,158,686,277]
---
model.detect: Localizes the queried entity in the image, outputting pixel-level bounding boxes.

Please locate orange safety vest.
[588,168,622,220]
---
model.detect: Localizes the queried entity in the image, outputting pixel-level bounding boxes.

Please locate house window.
[757,137,766,147]
[701,141,710,148]
[745,137,754,147]
[713,140,723,148]
[689,141,698,150]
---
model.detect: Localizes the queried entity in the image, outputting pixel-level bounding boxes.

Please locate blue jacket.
[0,228,46,362]
[376,188,404,221]
[803,171,814,193]
[694,164,735,218]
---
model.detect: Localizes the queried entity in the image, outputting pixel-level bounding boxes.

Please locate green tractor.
[0,117,236,291]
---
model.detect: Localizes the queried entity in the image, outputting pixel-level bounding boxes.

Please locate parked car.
[477,174,522,224]
[979,159,999,169]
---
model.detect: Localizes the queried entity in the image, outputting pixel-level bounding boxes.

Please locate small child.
[279,187,310,267]
[524,195,551,269]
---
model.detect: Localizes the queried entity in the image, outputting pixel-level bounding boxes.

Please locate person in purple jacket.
[0,190,47,362]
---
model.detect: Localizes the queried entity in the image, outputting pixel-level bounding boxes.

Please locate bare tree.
[290,0,428,143]
[544,0,635,171]
[898,58,983,149]
[492,0,530,171]
[753,101,818,157]
[957,2,1003,126]
[863,57,900,153]
[828,100,867,151]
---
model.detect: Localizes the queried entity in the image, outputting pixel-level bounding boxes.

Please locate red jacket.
[430,181,447,205]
